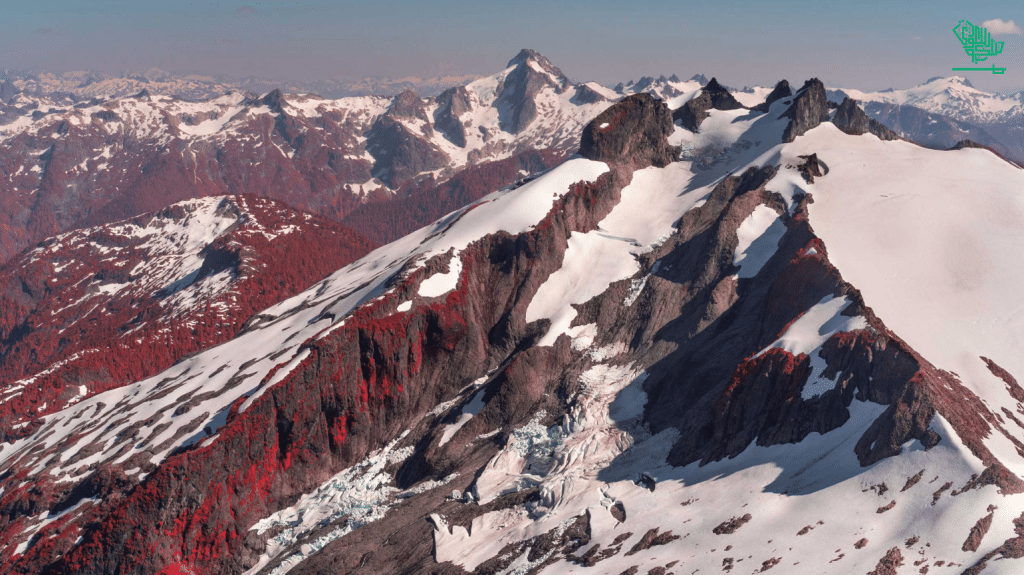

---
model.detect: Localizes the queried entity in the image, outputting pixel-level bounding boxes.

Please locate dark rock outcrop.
[867,547,903,575]
[389,89,430,123]
[434,86,471,147]
[779,78,830,142]
[689,74,709,86]
[950,139,989,150]
[366,116,449,187]
[751,80,792,113]
[796,153,823,183]
[962,511,994,552]
[673,77,744,132]
[579,93,679,168]
[831,97,899,140]
[0,79,18,103]
[571,84,607,105]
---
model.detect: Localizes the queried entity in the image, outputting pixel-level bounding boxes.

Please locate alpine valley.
[1,50,1024,575]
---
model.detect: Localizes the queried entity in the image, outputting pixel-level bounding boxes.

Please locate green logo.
[953,20,1006,74]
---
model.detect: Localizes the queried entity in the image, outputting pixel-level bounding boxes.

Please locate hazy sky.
[1,1,1022,93]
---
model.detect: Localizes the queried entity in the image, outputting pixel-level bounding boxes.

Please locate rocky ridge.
[1,75,1024,575]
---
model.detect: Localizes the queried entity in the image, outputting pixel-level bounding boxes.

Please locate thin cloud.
[982,19,1023,35]
[237,5,257,15]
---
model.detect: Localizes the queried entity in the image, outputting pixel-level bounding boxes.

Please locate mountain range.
[1,51,1023,575]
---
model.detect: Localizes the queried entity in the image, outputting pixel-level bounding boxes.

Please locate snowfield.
[5,76,1024,574]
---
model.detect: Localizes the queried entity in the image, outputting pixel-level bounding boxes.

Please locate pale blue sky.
[1,1,1021,92]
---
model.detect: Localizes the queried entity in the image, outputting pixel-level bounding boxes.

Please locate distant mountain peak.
[507,48,548,68]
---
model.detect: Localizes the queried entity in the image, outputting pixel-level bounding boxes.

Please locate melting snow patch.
[438,386,488,447]
[759,294,867,358]
[396,300,412,312]
[757,294,868,400]
[733,204,786,279]
[418,253,462,297]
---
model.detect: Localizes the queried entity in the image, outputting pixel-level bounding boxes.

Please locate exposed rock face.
[862,101,1020,163]
[388,89,430,123]
[950,139,990,150]
[673,77,744,132]
[779,78,830,142]
[751,79,792,112]
[5,74,1024,575]
[366,115,450,187]
[495,49,571,134]
[0,50,610,262]
[963,511,994,552]
[831,97,900,140]
[341,149,566,246]
[0,80,18,103]
[796,153,823,183]
[689,73,709,86]
[0,196,376,439]
[867,547,903,575]
[434,86,472,147]
[579,93,679,168]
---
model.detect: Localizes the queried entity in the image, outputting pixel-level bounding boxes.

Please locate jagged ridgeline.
[1,61,1024,575]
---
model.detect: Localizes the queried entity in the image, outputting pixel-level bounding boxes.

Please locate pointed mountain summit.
[496,49,572,134]
[4,74,1024,575]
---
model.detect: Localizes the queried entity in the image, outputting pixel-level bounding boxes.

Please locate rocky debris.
[867,547,904,575]
[876,500,897,514]
[637,472,657,492]
[902,469,926,492]
[905,536,919,547]
[673,77,744,132]
[779,78,830,142]
[434,86,471,147]
[496,48,570,134]
[796,153,824,183]
[962,512,1024,574]
[931,481,952,505]
[713,514,753,535]
[962,511,994,552]
[855,538,870,549]
[611,501,627,522]
[760,557,782,571]
[831,97,900,141]
[624,528,680,556]
[750,80,792,112]
[580,93,679,169]
[950,464,1024,496]
[571,83,608,105]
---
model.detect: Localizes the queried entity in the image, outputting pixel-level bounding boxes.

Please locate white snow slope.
[5,88,1024,574]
